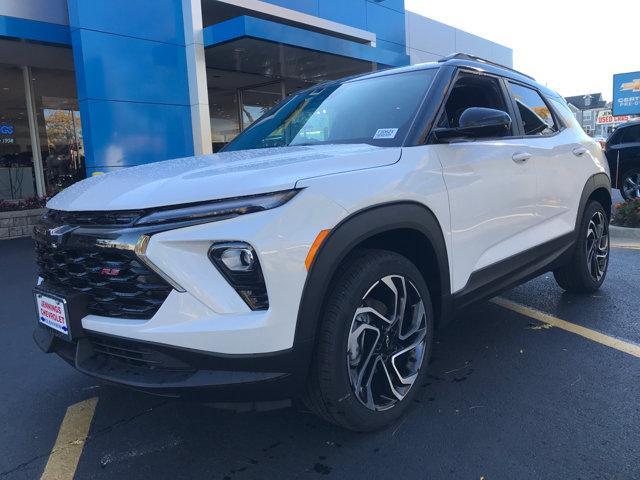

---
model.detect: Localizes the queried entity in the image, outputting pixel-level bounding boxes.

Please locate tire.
[553,201,610,293]
[620,168,640,201]
[303,249,434,431]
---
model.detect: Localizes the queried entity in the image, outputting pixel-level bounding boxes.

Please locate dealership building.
[0,0,511,203]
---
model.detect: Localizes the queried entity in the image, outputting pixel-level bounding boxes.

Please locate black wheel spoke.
[584,210,609,282]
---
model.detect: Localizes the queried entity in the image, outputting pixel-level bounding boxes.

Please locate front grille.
[36,241,173,319]
[44,209,144,228]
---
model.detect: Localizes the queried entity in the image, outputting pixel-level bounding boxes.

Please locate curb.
[610,225,640,240]
[610,225,640,249]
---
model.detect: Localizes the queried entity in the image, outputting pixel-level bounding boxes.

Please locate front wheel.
[553,201,610,293]
[304,250,434,431]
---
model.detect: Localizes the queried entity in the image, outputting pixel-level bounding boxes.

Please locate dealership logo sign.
[620,79,640,93]
[614,71,640,116]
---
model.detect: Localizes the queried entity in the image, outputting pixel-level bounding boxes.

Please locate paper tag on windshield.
[373,128,399,140]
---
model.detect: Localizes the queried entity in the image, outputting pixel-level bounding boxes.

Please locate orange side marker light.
[305,229,330,271]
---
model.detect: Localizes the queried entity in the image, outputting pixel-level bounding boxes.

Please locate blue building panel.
[67,0,185,45]
[71,29,190,105]
[367,0,404,14]
[68,0,194,172]
[263,0,319,16]
[365,2,406,46]
[203,16,409,67]
[0,15,70,45]
[318,0,367,30]
[375,39,408,55]
[260,0,407,50]
[80,99,193,172]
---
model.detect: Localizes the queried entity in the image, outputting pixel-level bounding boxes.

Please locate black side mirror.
[433,107,512,142]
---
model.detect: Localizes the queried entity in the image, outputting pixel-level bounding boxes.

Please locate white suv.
[33,54,611,431]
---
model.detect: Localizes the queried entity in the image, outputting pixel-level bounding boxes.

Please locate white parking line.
[611,243,640,250]
[492,297,640,359]
[40,397,98,480]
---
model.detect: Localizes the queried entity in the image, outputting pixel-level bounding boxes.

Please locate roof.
[436,55,562,99]
[292,53,562,101]
[564,93,607,110]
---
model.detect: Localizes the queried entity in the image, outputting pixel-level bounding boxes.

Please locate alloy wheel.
[622,173,640,199]
[585,210,609,282]
[346,275,428,411]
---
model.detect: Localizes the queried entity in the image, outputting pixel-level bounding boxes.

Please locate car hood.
[47,144,401,211]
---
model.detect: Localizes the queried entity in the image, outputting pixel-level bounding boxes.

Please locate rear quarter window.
[547,97,581,131]
[509,82,558,135]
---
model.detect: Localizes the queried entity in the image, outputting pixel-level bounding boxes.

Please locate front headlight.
[134,189,299,227]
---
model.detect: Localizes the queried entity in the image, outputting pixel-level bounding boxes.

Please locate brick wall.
[0,208,45,239]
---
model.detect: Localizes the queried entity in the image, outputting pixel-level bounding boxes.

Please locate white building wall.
[0,0,69,26]
[405,12,512,67]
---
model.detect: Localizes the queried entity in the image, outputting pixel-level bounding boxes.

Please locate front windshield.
[224,68,437,151]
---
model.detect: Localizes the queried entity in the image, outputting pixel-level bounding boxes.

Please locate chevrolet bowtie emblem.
[620,79,640,92]
[46,225,77,248]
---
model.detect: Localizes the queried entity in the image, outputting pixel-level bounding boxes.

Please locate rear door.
[507,82,600,240]
[431,71,540,293]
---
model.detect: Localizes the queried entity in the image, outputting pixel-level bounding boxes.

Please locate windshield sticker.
[373,128,399,140]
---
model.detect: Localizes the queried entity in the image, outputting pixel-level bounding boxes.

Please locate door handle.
[512,152,532,163]
[572,146,588,157]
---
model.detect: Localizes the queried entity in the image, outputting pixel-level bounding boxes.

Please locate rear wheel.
[304,250,434,431]
[620,168,640,201]
[553,201,609,293]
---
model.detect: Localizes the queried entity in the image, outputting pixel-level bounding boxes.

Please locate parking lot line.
[611,243,640,250]
[40,397,98,480]
[492,297,640,359]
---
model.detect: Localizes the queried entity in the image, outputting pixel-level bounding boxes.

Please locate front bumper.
[35,326,312,402]
[32,190,348,401]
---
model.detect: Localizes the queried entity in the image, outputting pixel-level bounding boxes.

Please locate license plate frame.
[34,289,73,342]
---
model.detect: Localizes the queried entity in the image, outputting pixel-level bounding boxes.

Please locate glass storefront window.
[208,82,285,152]
[32,68,84,196]
[210,90,240,152]
[240,82,283,129]
[0,64,36,201]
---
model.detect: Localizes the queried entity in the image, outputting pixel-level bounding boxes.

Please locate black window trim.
[426,67,520,144]
[505,79,566,139]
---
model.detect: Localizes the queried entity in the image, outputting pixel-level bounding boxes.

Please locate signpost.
[613,71,640,116]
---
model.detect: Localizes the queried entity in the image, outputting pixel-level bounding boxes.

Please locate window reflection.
[32,68,84,196]
[0,64,36,201]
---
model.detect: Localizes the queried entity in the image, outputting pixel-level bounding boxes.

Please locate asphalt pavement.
[1,236,639,480]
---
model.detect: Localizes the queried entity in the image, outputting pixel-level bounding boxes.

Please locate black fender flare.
[575,172,611,232]
[292,201,452,367]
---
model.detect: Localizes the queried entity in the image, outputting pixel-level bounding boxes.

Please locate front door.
[432,71,540,293]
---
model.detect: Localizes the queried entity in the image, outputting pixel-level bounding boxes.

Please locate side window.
[509,82,558,136]
[608,129,623,145]
[437,72,512,136]
[622,125,640,144]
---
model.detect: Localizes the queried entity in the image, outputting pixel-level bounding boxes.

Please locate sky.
[405,0,638,102]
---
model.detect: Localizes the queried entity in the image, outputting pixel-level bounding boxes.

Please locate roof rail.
[438,53,535,81]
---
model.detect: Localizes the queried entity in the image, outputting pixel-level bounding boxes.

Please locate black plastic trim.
[453,233,575,310]
[576,172,612,231]
[44,330,312,402]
